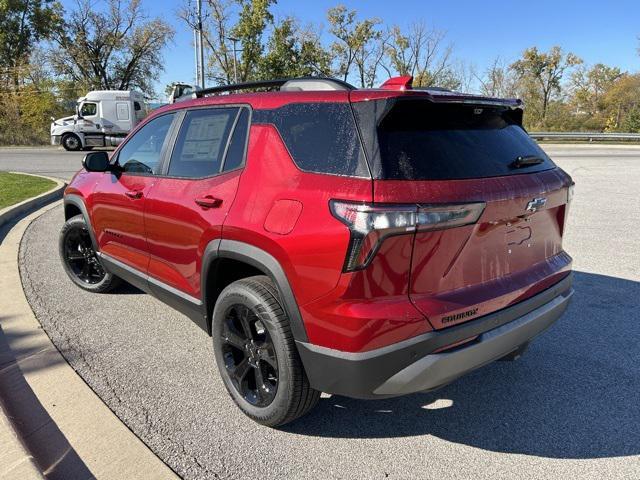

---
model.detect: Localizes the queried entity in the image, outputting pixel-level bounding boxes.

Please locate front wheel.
[212,276,320,427]
[61,133,82,151]
[59,214,120,292]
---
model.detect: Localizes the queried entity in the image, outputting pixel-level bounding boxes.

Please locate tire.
[61,133,82,151]
[212,275,320,427]
[59,214,120,293]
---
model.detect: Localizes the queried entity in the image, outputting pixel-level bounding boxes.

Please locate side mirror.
[82,151,111,172]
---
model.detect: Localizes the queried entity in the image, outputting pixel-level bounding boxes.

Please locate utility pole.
[228,37,239,84]
[193,29,198,86]
[196,0,205,88]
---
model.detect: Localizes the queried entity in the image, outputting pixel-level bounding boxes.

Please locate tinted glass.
[375,101,554,180]
[118,113,175,175]
[223,108,249,172]
[81,102,97,116]
[255,103,369,177]
[168,108,238,178]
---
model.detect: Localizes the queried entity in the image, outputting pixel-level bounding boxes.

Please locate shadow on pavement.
[0,322,94,479]
[284,271,640,460]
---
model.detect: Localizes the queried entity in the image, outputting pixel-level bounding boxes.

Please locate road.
[0,147,85,181]
[3,145,640,479]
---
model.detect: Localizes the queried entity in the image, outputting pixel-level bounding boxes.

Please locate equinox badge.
[526,197,547,212]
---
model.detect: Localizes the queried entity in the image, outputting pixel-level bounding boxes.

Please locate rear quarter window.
[253,103,369,178]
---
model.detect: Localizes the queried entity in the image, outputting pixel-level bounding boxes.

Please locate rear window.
[358,100,554,180]
[253,103,369,178]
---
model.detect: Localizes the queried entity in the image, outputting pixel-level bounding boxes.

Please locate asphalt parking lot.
[3,145,640,479]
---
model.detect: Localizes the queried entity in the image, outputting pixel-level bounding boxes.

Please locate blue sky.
[61,0,640,99]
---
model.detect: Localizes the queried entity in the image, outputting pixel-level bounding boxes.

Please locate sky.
[60,0,640,100]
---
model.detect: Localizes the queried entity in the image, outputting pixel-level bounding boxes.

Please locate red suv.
[59,76,574,426]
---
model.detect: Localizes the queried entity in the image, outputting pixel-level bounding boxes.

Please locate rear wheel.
[212,276,320,427]
[59,214,120,292]
[61,133,82,151]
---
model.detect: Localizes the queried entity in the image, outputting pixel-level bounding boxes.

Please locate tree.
[383,22,458,88]
[180,0,275,84]
[477,57,518,98]
[571,63,622,115]
[232,0,274,81]
[50,0,174,96]
[327,5,381,86]
[180,0,236,84]
[0,0,62,87]
[510,46,582,127]
[258,18,331,79]
[602,73,640,131]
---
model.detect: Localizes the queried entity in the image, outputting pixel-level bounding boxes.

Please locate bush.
[0,84,70,146]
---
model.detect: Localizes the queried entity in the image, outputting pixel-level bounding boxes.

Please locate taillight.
[330,200,485,272]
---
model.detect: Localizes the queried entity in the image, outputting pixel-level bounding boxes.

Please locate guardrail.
[529,132,640,141]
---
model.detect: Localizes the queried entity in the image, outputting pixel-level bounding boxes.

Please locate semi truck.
[51,90,147,151]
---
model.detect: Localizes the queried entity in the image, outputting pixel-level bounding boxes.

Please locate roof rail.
[193,77,354,98]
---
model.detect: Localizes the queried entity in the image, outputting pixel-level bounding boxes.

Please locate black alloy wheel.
[212,276,320,426]
[221,303,279,407]
[59,214,120,293]
[63,225,105,284]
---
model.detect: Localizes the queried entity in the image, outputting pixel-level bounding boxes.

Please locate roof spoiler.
[378,76,523,109]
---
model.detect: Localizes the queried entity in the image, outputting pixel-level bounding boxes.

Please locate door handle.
[195,195,222,208]
[125,190,143,199]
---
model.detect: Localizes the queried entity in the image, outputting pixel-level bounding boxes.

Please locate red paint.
[264,200,303,235]
[67,86,573,355]
[380,76,413,91]
[144,170,242,298]
[89,174,155,272]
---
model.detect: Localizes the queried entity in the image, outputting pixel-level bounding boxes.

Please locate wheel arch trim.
[202,239,309,342]
[63,194,98,251]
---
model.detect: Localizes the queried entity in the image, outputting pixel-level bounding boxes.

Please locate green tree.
[327,5,381,86]
[602,73,640,131]
[571,63,622,116]
[510,46,582,127]
[621,105,640,132]
[232,0,275,81]
[50,0,174,96]
[258,18,331,79]
[0,0,62,87]
[181,0,276,84]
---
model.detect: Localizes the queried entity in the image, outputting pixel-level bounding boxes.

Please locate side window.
[117,113,175,175]
[168,108,238,178]
[134,101,142,111]
[80,102,97,117]
[116,102,130,121]
[223,108,249,172]
[255,103,369,177]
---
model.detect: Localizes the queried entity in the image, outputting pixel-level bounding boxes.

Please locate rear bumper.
[297,273,573,399]
[51,135,61,146]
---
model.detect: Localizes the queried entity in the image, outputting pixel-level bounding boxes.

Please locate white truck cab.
[51,90,147,151]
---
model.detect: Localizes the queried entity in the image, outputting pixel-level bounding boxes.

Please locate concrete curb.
[0,173,66,230]
[0,202,178,479]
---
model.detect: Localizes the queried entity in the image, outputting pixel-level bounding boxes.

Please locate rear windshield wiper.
[510,155,545,169]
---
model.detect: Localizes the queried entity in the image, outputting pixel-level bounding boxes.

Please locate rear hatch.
[351,94,573,330]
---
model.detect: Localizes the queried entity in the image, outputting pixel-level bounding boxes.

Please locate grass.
[0,172,56,209]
